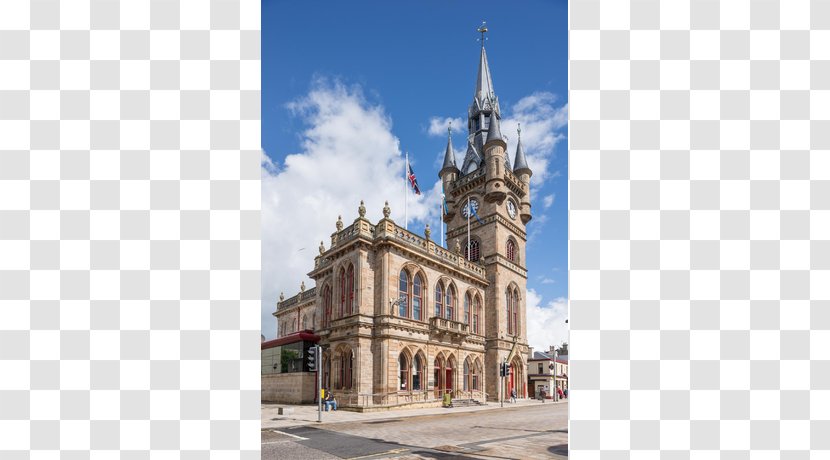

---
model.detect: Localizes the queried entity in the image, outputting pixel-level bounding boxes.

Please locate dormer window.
[482,114,490,130]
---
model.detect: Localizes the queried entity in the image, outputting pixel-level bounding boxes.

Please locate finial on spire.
[477,21,488,48]
[518,122,521,139]
[448,121,452,139]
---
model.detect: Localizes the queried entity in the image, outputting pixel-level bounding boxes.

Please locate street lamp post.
[553,348,558,402]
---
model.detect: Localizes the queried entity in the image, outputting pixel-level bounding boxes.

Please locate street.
[262,400,568,459]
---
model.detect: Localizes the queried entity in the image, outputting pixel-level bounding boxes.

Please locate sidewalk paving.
[262,397,568,430]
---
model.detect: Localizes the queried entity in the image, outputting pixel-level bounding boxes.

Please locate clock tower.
[437,25,534,400]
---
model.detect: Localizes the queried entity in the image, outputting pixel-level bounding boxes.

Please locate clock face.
[461,198,479,218]
[507,200,517,219]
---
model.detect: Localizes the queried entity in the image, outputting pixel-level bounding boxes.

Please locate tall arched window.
[434,282,443,318]
[472,360,480,390]
[413,274,422,321]
[445,285,455,321]
[339,268,346,318]
[346,264,354,315]
[506,239,516,262]
[398,270,409,318]
[464,239,480,262]
[473,296,481,334]
[337,349,353,390]
[463,359,470,391]
[464,293,471,325]
[312,312,317,331]
[513,290,520,336]
[413,355,423,390]
[399,354,409,391]
[506,289,513,334]
[323,286,332,328]
[301,314,308,330]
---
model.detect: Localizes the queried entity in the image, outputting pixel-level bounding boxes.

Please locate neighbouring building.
[527,346,568,399]
[267,27,534,409]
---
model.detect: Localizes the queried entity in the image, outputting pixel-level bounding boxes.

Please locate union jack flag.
[407,162,421,195]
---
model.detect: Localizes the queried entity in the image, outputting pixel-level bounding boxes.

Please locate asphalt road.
[262,401,568,459]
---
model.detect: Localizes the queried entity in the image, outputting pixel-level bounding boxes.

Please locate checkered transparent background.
[0,0,260,457]
[570,0,830,457]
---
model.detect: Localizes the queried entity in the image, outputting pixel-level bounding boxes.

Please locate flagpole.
[467,196,471,261]
[404,152,408,230]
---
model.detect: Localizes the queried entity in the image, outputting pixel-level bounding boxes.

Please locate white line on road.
[264,429,309,441]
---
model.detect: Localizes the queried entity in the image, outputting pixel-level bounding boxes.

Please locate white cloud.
[525,289,568,353]
[542,194,555,209]
[540,277,556,285]
[427,116,464,137]
[262,80,441,338]
[500,92,568,187]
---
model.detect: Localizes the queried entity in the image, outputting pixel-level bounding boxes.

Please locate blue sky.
[262,0,569,348]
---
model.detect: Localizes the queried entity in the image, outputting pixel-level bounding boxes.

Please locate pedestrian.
[324,390,337,411]
[557,387,564,399]
[510,388,517,404]
[540,389,546,402]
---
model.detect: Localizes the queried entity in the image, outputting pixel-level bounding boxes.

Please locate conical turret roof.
[474,47,495,103]
[513,125,531,175]
[439,129,458,175]
[485,113,504,144]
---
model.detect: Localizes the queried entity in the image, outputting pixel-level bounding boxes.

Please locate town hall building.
[265,29,534,408]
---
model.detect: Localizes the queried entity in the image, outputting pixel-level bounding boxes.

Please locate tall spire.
[440,123,458,174]
[473,22,496,111]
[513,123,531,175]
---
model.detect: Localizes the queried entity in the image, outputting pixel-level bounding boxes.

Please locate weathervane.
[448,121,452,140]
[477,21,488,48]
[518,122,521,139]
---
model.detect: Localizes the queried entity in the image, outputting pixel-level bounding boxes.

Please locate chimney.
[549,345,556,356]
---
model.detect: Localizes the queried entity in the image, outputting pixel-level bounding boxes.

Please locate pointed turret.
[439,125,459,223]
[514,124,533,224]
[484,113,504,146]
[513,124,531,175]
[439,126,458,176]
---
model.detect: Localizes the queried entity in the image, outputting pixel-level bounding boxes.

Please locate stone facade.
[273,38,531,408]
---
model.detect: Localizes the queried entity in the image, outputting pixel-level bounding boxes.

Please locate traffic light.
[504,364,511,377]
[307,345,317,371]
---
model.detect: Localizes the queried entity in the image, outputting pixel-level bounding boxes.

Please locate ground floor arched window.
[334,347,353,390]
[399,354,409,391]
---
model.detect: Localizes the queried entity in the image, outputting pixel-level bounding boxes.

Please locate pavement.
[262,397,567,429]
[262,398,569,459]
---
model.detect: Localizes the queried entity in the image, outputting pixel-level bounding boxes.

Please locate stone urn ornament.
[424,224,431,240]
[358,200,366,218]
[336,215,344,232]
[319,241,325,255]
[455,238,462,255]
[279,292,284,302]
[300,281,305,293]
[383,201,391,219]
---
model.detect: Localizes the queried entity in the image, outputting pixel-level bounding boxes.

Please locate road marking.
[346,448,409,459]
[264,429,309,441]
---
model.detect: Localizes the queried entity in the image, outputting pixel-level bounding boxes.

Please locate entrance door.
[445,369,453,394]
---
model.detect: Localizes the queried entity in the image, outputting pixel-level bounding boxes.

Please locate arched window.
[472,359,481,390]
[473,296,481,334]
[323,286,332,328]
[445,285,455,321]
[312,313,317,331]
[399,270,409,318]
[464,239,480,262]
[413,274,422,321]
[399,354,409,391]
[464,293,471,325]
[506,289,513,334]
[413,355,423,390]
[339,268,346,318]
[301,314,308,330]
[506,239,516,262]
[346,264,354,315]
[337,349,353,390]
[434,282,443,318]
[513,290,520,336]
[323,354,330,388]
[463,360,470,391]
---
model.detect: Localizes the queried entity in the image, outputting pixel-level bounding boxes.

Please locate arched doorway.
[446,355,456,396]
[508,356,525,399]
[433,355,444,398]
